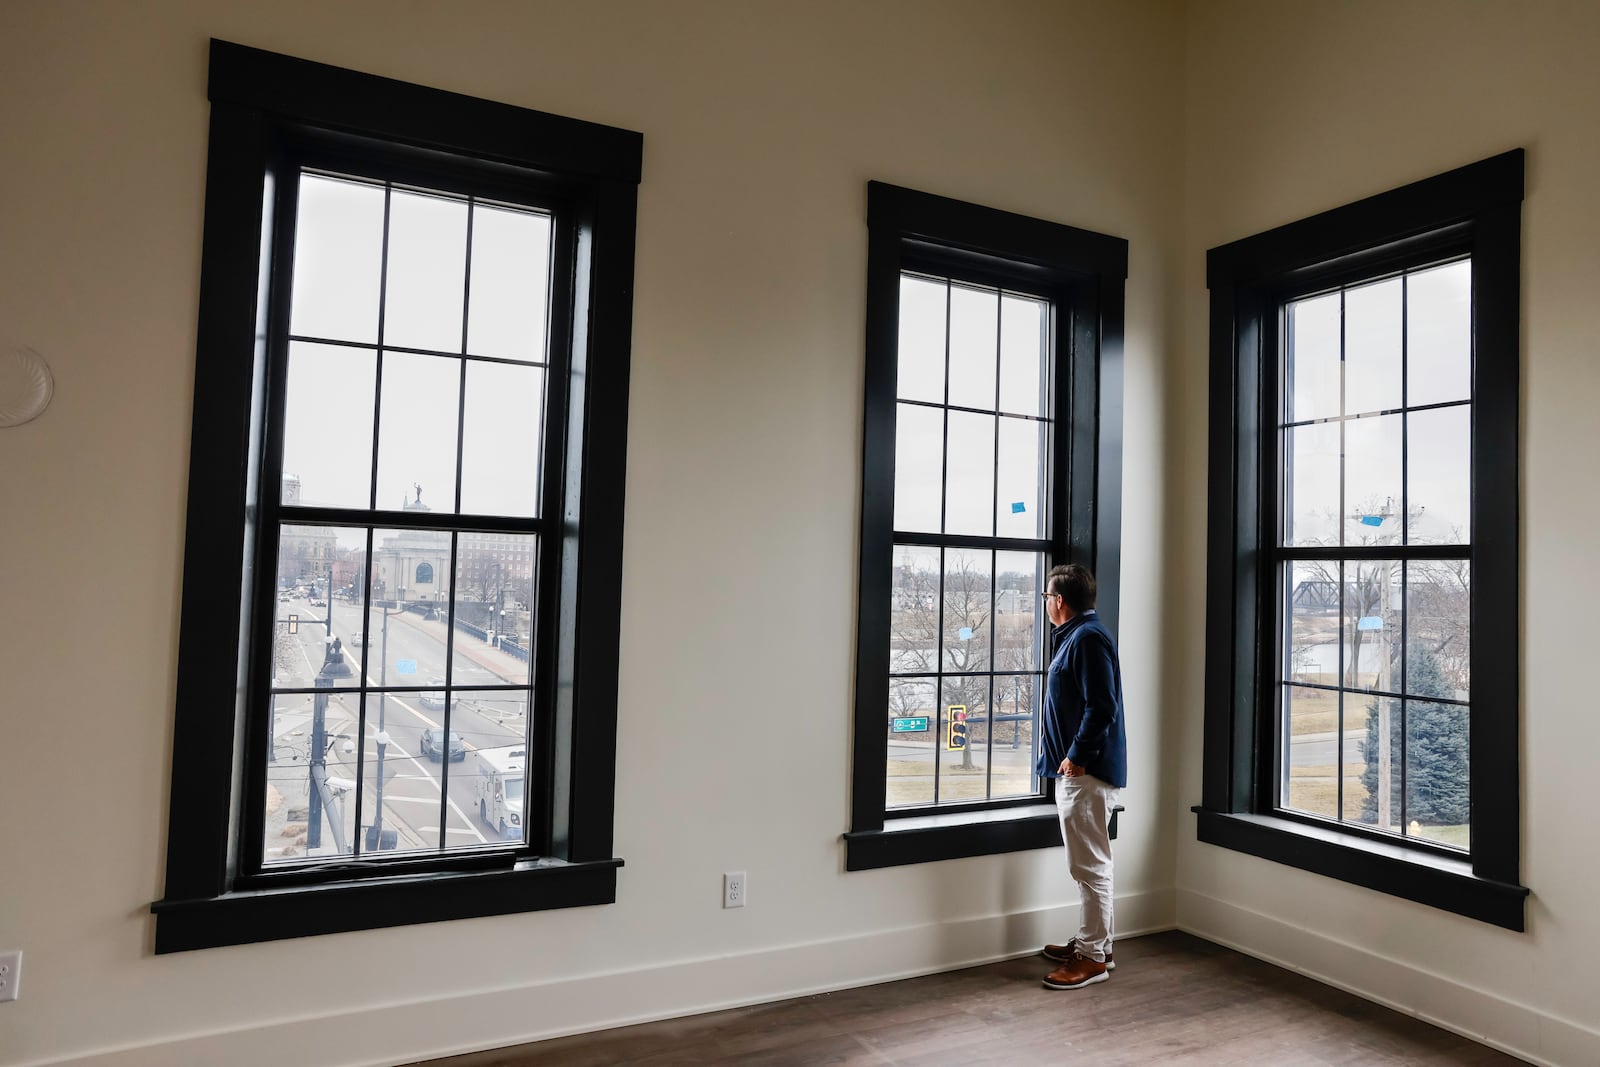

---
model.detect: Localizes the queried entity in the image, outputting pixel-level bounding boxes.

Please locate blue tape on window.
[1357,616,1383,631]
[959,627,973,641]
[1360,515,1384,526]
[1011,501,1026,513]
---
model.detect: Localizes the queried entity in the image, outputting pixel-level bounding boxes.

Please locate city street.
[264,592,531,863]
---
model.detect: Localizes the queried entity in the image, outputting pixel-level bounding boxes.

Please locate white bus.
[474,745,525,840]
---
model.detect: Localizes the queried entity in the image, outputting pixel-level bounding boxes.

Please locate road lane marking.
[358,724,487,845]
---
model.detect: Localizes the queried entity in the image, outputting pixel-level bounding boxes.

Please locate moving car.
[419,681,454,711]
[419,728,465,762]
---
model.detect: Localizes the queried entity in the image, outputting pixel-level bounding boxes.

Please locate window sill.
[844,802,1122,871]
[151,856,623,953]
[1192,808,1526,931]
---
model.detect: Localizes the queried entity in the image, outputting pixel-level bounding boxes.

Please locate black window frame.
[151,41,642,952]
[845,182,1126,871]
[1195,150,1530,930]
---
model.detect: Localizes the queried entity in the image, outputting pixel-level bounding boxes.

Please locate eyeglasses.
[1040,592,1061,601]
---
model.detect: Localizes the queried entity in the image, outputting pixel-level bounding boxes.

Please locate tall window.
[887,274,1052,811]
[848,182,1126,871]
[263,172,554,865]
[154,41,641,951]
[1278,261,1473,849]
[1198,151,1527,930]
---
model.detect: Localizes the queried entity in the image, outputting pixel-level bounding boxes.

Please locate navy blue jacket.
[1037,611,1127,788]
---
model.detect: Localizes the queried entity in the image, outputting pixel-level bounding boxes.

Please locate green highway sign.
[891,716,930,733]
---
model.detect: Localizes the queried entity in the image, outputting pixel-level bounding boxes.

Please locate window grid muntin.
[888,267,1052,815]
[1274,256,1473,852]
[250,161,556,871]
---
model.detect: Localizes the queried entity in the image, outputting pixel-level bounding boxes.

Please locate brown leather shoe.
[1043,952,1109,990]
[1042,939,1115,969]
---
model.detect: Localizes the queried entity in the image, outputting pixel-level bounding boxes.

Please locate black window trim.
[846,182,1126,871]
[152,40,641,952]
[1195,149,1529,930]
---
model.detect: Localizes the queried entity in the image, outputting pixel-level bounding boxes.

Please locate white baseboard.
[1176,888,1600,1067]
[20,888,1177,1067]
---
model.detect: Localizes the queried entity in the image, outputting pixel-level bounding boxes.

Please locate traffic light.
[946,705,968,751]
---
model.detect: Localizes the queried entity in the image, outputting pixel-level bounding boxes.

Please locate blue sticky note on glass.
[1011,501,1026,514]
[1357,616,1383,631]
[397,659,418,675]
[959,627,973,641]
[1359,515,1384,527]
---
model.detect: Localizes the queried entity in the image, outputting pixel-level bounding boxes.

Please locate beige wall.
[1175,3,1600,1064]
[0,3,1184,1064]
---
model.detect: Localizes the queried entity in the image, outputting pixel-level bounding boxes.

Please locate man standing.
[1036,563,1126,990]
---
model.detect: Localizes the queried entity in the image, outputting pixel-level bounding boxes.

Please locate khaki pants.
[1055,774,1119,962]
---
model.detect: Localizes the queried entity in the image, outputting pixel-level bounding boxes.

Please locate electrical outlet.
[0,950,21,1003]
[723,870,746,909]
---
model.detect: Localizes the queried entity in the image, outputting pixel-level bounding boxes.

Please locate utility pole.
[366,605,396,851]
[1376,563,1393,831]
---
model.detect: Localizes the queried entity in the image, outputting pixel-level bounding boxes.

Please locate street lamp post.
[306,667,350,855]
[366,584,403,851]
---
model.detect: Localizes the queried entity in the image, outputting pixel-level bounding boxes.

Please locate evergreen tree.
[1360,643,1469,826]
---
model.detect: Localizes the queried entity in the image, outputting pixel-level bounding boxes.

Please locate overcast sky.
[279,173,551,518]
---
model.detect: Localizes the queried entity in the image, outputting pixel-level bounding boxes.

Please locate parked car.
[419,728,465,762]
[350,630,371,647]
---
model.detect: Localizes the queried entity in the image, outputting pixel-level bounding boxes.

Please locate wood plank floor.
[421,931,1526,1066]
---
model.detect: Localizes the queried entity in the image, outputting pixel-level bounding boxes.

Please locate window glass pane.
[995,416,1044,539]
[1284,423,1340,546]
[896,275,946,404]
[1342,558,1403,692]
[946,283,998,411]
[1407,260,1472,407]
[988,674,1039,801]
[460,361,543,517]
[889,545,940,675]
[1406,560,1470,700]
[942,548,992,673]
[1405,697,1470,850]
[886,679,937,809]
[384,188,469,353]
[1354,694,1400,832]
[985,671,1036,796]
[358,691,442,855]
[263,690,364,865]
[1406,405,1470,544]
[367,527,454,684]
[998,293,1047,417]
[943,410,996,536]
[1344,276,1402,416]
[1285,561,1338,687]
[993,552,1043,675]
[940,677,989,804]
[290,174,384,344]
[1343,414,1402,545]
[449,695,531,846]
[271,526,369,690]
[1287,291,1341,422]
[452,533,535,688]
[280,341,377,509]
[375,351,462,514]
[893,403,943,533]
[1282,685,1341,821]
[466,204,551,362]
